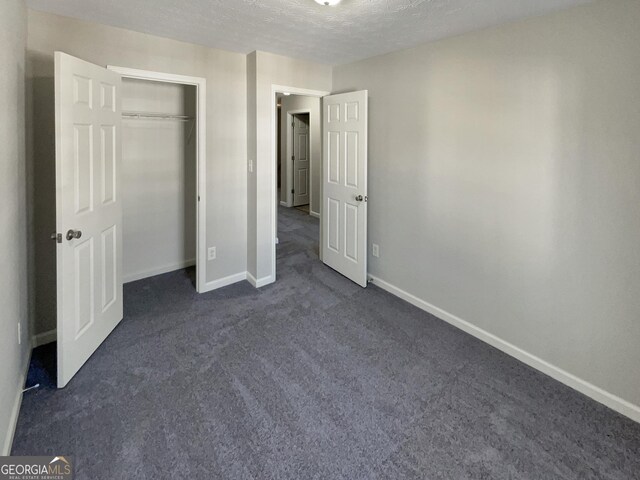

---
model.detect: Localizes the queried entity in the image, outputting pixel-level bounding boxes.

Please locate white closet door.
[55,52,123,388]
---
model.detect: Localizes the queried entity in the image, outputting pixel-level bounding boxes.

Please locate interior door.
[322,91,368,287]
[293,114,310,207]
[55,52,123,388]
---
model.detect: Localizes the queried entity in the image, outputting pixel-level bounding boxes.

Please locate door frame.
[107,66,207,293]
[283,109,312,209]
[271,85,329,276]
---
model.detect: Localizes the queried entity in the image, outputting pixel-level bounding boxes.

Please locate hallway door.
[322,91,368,287]
[292,114,310,206]
[55,52,123,387]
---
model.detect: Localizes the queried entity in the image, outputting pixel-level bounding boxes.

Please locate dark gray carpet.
[12,206,640,479]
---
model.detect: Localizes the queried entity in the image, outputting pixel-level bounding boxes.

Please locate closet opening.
[108,66,207,292]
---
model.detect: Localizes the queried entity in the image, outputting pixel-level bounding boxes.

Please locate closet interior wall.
[121,78,197,283]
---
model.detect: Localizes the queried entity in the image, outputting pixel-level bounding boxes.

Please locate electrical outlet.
[372,244,380,258]
[18,322,21,345]
[248,159,254,173]
[208,247,217,261]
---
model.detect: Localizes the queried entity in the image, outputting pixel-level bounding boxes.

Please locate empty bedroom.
[1,0,639,479]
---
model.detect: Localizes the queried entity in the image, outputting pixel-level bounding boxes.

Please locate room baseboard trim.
[201,272,248,293]
[247,272,275,288]
[368,275,640,424]
[123,260,196,284]
[279,201,290,207]
[32,329,56,348]
[2,348,31,456]
[310,211,320,219]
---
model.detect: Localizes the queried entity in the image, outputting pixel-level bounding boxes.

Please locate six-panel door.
[293,114,310,206]
[55,52,123,387]
[322,91,368,287]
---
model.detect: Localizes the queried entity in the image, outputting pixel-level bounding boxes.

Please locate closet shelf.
[122,111,193,121]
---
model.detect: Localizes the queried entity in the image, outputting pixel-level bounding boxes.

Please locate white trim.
[271,85,329,286]
[280,200,290,208]
[123,260,195,284]
[2,350,30,455]
[107,66,207,294]
[201,272,248,293]
[310,211,320,219]
[368,275,640,424]
[247,272,275,289]
[32,329,57,348]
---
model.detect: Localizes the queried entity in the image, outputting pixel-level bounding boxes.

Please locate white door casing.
[55,52,123,387]
[322,91,368,287]
[293,114,310,207]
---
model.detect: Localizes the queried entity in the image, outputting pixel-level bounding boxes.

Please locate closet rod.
[122,111,193,121]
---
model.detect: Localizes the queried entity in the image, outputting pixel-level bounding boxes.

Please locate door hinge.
[291,189,294,194]
[291,155,294,161]
[51,233,62,243]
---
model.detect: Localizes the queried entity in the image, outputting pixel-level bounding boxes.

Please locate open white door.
[322,91,368,287]
[55,52,123,387]
[293,114,310,207]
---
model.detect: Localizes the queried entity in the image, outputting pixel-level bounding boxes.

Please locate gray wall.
[280,95,321,215]
[333,0,640,409]
[27,9,248,334]
[0,0,30,455]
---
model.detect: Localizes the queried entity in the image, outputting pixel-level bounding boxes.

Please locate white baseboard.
[124,259,195,284]
[201,272,248,293]
[2,349,30,455]
[32,329,56,348]
[369,275,640,424]
[310,211,320,219]
[279,201,290,207]
[247,272,275,288]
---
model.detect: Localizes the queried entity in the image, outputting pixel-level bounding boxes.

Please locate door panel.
[101,225,117,311]
[328,131,340,184]
[322,91,368,287]
[344,203,359,262]
[55,52,123,387]
[293,114,310,206]
[327,198,340,253]
[101,125,116,204]
[345,131,359,188]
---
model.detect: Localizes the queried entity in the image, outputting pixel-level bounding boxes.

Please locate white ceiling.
[27,0,594,65]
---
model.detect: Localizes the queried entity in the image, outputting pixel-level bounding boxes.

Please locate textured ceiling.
[27,0,594,65]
